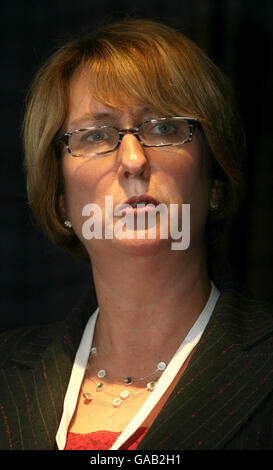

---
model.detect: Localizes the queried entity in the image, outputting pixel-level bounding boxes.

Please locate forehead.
[66,66,154,129]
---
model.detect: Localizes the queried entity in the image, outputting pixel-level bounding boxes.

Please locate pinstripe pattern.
[0,297,92,450]
[138,289,273,450]
[0,287,272,450]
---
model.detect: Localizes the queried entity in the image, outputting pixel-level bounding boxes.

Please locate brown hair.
[23,18,246,260]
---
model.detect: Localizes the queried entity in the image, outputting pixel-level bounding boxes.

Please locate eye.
[153,122,174,135]
[84,130,108,142]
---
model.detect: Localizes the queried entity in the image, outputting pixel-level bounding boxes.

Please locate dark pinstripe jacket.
[0,285,272,450]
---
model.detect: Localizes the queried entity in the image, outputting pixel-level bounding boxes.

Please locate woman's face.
[60,67,210,258]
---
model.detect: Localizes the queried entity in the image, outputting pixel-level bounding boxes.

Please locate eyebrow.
[67,113,115,129]
[67,107,156,129]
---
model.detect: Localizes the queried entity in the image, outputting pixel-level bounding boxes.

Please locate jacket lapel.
[138,287,273,450]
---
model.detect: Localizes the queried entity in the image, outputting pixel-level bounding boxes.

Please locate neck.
[89,242,211,372]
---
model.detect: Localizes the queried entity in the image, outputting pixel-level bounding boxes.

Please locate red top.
[64,427,148,450]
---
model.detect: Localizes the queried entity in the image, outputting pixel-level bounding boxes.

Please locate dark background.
[1,0,272,331]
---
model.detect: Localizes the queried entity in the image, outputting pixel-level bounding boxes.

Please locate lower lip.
[115,203,159,216]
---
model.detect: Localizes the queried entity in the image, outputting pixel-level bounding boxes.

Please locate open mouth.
[115,195,160,216]
[125,195,160,207]
[129,201,154,208]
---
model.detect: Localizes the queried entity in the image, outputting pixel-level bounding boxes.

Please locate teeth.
[130,201,149,207]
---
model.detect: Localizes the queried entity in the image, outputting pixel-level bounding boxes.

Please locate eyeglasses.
[57,116,200,158]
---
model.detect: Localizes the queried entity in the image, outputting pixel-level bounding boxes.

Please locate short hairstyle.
[23,18,246,261]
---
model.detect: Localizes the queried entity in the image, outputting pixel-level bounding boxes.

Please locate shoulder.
[210,284,273,362]
[0,291,98,369]
[0,322,69,374]
[216,283,273,322]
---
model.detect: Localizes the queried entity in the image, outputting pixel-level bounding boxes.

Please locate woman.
[0,19,272,451]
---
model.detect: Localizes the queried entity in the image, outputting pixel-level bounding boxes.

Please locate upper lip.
[123,195,160,206]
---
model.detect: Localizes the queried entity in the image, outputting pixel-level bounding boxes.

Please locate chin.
[111,234,172,257]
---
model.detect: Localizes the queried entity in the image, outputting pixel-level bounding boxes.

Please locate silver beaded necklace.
[82,346,167,408]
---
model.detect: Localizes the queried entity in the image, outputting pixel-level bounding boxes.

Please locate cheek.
[62,159,101,209]
[156,147,210,238]
[61,158,118,240]
[154,149,209,203]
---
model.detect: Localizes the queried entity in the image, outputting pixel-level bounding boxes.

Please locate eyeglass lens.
[68,118,191,157]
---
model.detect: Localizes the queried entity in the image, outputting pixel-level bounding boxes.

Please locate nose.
[117,133,150,179]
